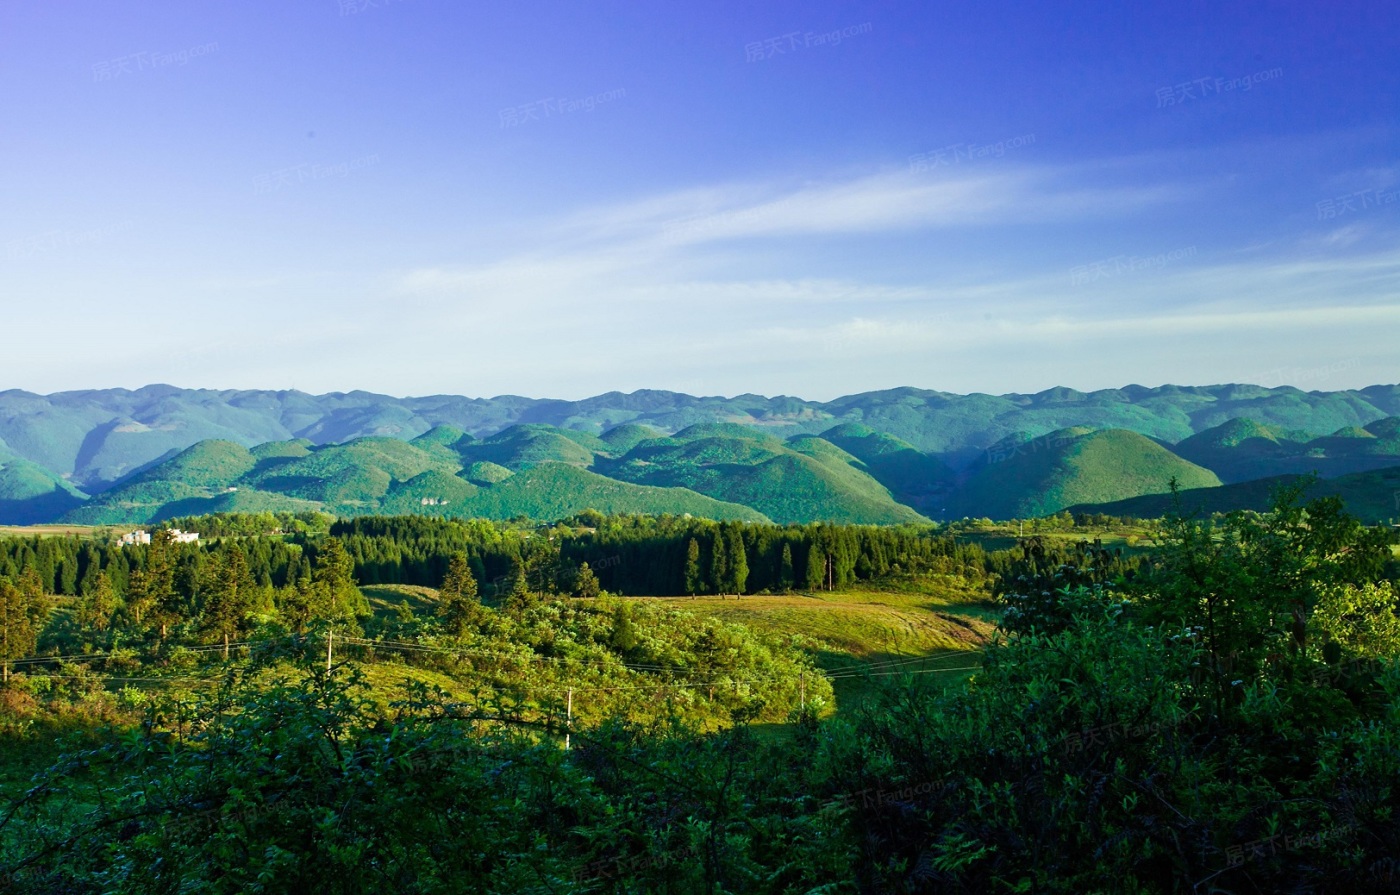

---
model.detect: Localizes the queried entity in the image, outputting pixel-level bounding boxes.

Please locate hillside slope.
[1174,416,1400,482]
[953,428,1222,518]
[60,435,769,525]
[1068,465,1400,524]
[600,424,927,524]
[0,453,88,525]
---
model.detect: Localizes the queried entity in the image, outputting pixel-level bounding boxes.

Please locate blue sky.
[1,0,1396,400]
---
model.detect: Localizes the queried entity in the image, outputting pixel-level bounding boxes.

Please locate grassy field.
[637,592,993,657]
[947,519,1161,555]
[364,580,997,717]
[0,524,103,538]
[361,583,444,617]
[635,588,994,715]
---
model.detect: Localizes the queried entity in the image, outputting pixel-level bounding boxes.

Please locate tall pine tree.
[77,570,121,638]
[0,579,37,684]
[202,549,254,658]
[311,539,369,634]
[724,527,748,597]
[805,546,825,591]
[708,531,727,596]
[573,562,601,599]
[438,553,482,636]
[684,538,703,597]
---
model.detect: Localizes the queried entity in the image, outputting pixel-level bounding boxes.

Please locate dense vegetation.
[1,492,1398,891]
[951,428,1222,518]
[1070,462,1400,524]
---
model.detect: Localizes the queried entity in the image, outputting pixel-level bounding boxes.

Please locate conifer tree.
[0,579,37,684]
[77,570,121,638]
[278,568,316,635]
[805,546,825,591]
[203,549,254,658]
[138,529,181,639]
[724,527,748,596]
[311,539,369,633]
[709,531,727,596]
[684,538,703,597]
[504,562,538,616]
[574,562,600,599]
[438,553,482,636]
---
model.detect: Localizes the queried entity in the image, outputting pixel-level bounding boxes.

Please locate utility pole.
[326,629,333,672]
[564,688,573,751]
[799,672,805,712]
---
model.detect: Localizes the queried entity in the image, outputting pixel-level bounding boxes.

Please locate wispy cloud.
[543,163,1192,249]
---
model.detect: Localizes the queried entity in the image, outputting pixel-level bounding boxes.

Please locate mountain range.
[0,384,1397,525]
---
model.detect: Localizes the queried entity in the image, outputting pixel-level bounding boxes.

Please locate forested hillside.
[3,383,1398,487]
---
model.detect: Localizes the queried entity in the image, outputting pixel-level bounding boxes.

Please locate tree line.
[0,511,1153,666]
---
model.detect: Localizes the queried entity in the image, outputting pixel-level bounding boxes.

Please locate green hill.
[599,423,666,454]
[1175,417,1400,482]
[1068,464,1400,525]
[462,461,514,485]
[410,425,470,448]
[380,470,481,514]
[0,457,88,525]
[58,433,771,525]
[248,438,458,503]
[818,422,954,513]
[1171,418,1299,483]
[408,426,474,465]
[1366,417,1400,438]
[64,440,259,524]
[140,487,326,523]
[250,439,313,461]
[602,425,926,524]
[437,462,769,522]
[955,428,1222,518]
[65,479,216,524]
[121,439,257,490]
[458,425,597,469]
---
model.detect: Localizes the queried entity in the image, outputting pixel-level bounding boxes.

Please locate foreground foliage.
[2,492,1398,892]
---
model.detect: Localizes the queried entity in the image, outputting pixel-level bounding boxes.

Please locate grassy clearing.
[361,583,443,619]
[633,586,996,717]
[638,593,993,658]
[0,524,103,538]
[949,522,1160,556]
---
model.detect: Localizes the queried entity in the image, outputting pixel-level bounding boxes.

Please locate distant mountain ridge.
[2,383,1399,525]
[3,383,1398,490]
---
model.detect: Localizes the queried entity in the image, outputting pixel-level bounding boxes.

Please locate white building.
[118,528,199,546]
